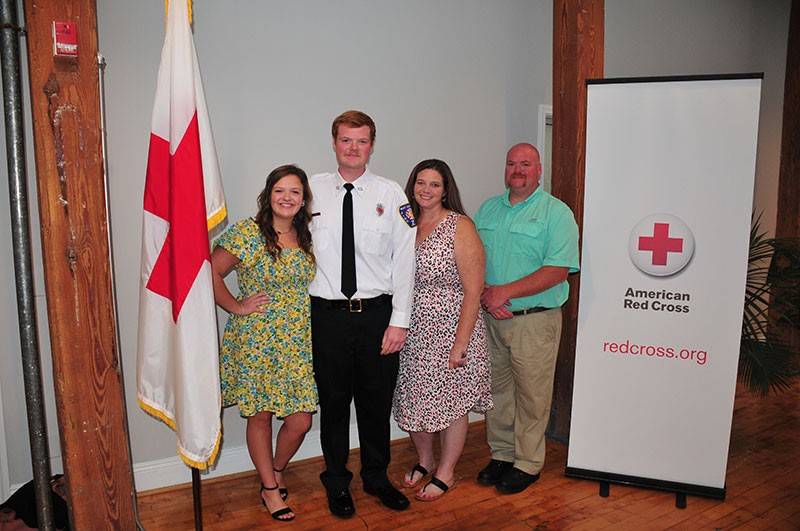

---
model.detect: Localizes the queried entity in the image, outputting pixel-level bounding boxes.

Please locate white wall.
[0,0,789,494]
[95,0,552,489]
[605,0,791,237]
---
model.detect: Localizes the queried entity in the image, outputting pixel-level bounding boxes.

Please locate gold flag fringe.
[138,397,221,470]
[165,0,193,25]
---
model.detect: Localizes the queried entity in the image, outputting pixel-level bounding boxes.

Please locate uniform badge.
[376,203,384,216]
[399,203,416,227]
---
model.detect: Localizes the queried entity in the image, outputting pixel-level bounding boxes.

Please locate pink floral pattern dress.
[393,212,493,432]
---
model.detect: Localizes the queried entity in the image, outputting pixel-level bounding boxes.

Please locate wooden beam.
[22,1,136,528]
[549,0,603,441]
[777,0,799,241]
[773,0,800,352]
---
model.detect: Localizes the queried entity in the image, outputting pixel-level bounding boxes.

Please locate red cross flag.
[137,0,226,469]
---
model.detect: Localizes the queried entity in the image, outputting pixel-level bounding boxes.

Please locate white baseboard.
[134,421,414,493]
[6,416,485,495]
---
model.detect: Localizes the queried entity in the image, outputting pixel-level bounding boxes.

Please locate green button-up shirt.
[475,187,579,311]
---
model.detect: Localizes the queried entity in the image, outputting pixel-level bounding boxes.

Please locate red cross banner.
[136,0,226,469]
[567,76,762,499]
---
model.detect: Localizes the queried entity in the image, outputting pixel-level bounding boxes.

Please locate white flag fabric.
[136,0,226,469]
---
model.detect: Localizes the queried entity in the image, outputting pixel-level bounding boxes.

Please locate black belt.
[511,307,552,317]
[311,294,392,313]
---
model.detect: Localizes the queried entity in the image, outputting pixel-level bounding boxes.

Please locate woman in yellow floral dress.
[211,164,317,522]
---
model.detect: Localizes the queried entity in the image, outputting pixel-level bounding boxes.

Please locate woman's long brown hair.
[404,159,466,219]
[254,164,314,262]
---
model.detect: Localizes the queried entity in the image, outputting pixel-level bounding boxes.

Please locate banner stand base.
[566,466,726,508]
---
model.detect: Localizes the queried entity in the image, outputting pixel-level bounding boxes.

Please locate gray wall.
[605,0,791,236]
[99,0,552,480]
[0,0,789,493]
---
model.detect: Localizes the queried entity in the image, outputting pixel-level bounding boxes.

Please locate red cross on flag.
[136,0,226,470]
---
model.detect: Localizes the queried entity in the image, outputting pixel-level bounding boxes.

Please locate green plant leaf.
[739,214,800,395]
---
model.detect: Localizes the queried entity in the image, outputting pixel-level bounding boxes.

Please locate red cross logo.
[143,112,210,322]
[638,223,683,266]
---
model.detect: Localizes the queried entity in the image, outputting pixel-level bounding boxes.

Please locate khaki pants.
[484,307,562,475]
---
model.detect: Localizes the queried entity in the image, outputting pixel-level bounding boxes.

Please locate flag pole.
[191,468,202,530]
[173,4,205,526]
[145,4,218,529]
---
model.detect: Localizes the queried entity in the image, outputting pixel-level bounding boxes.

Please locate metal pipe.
[0,1,54,529]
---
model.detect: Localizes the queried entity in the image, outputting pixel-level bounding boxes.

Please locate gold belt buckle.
[348,298,363,313]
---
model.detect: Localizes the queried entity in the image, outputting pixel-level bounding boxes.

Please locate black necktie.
[341,183,357,299]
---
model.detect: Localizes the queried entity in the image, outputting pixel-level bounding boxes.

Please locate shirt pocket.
[310,216,331,251]
[509,220,545,259]
[476,218,500,252]
[361,217,390,255]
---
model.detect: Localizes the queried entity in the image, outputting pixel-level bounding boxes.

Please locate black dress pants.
[311,297,399,492]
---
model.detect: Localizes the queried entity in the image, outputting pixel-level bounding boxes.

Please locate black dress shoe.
[495,467,540,494]
[476,459,513,486]
[326,488,355,518]
[363,482,410,511]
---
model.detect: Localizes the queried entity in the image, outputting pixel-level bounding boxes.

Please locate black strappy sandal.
[273,466,289,501]
[260,484,295,521]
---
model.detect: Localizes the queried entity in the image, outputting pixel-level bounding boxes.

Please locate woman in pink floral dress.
[393,159,492,501]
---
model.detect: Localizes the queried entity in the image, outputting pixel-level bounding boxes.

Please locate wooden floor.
[137,382,800,530]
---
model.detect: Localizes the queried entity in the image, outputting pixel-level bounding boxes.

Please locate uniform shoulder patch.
[399,203,416,227]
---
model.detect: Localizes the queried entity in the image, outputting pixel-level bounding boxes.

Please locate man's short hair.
[331,110,376,143]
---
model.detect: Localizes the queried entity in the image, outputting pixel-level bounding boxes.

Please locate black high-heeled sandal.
[260,484,295,521]
[273,466,289,501]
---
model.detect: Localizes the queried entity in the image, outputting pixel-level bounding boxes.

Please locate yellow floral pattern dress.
[215,218,318,418]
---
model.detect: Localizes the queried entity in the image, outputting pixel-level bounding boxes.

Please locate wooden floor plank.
[137,381,800,529]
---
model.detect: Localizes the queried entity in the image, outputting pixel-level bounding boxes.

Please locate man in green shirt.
[474,143,579,494]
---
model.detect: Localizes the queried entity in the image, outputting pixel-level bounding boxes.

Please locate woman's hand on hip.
[234,293,270,315]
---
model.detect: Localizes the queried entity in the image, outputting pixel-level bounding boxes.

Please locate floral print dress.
[216,218,318,418]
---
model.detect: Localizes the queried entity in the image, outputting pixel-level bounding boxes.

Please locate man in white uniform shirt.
[309,110,416,518]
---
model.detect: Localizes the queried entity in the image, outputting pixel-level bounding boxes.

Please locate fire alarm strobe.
[53,21,78,57]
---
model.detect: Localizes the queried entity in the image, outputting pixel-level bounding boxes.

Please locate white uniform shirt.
[308,168,416,328]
